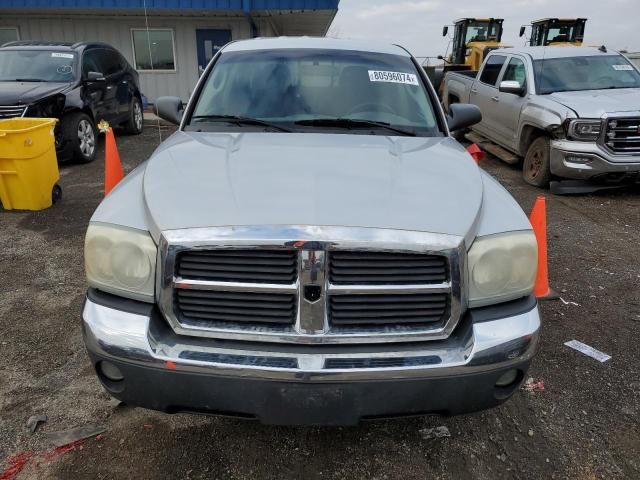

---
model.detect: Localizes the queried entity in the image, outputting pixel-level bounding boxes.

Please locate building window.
[0,27,19,45]
[131,29,176,72]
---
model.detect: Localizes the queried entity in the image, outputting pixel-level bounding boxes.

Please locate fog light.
[565,155,591,164]
[495,369,519,388]
[99,361,124,382]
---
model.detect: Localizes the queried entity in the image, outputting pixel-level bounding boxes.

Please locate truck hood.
[549,88,640,118]
[141,132,484,240]
[0,81,71,105]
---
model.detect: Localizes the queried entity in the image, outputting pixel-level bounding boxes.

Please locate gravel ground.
[0,125,639,479]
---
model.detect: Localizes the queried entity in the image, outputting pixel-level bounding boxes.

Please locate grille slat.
[0,105,27,118]
[176,289,296,326]
[176,249,297,284]
[329,251,447,285]
[606,118,640,153]
[329,293,449,327]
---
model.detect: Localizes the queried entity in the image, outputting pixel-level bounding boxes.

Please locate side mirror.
[155,96,184,125]
[499,80,526,96]
[437,55,444,60]
[442,26,449,37]
[519,26,526,38]
[86,71,105,82]
[446,103,482,132]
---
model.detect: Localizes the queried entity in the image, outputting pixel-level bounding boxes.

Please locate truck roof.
[495,46,619,60]
[222,36,412,57]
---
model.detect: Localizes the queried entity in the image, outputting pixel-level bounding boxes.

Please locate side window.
[82,49,101,77]
[479,55,506,86]
[101,49,123,76]
[502,57,527,88]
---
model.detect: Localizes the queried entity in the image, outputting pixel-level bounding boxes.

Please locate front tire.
[523,136,551,187]
[124,97,144,135]
[61,112,97,163]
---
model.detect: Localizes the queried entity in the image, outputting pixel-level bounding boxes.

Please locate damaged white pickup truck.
[82,37,540,426]
[443,46,640,192]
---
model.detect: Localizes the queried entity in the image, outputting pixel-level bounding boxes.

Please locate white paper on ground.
[564,340,611,363]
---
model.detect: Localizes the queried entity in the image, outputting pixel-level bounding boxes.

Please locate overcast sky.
[328,0,640,61]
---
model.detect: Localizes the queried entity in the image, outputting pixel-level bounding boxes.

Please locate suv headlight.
[85,223,157,302]
[565,119,602,141]
[467,231,538,308]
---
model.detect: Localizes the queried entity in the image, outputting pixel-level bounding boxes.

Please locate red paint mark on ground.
[143,424,154,429]
[0,452,34,480]
[523,378,546,392]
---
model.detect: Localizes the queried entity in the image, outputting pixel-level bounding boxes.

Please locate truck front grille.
[329,251,448,285]
[0,105,27,119]
[160,227,463,345]
[176,289,297,326]
[605,118,640,153]
[329,293,449,327]
[176,249,297,284]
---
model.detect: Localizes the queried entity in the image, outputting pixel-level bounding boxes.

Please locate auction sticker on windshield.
[368,70,419,86]
[51,52,74,59]
[612,65,634,71]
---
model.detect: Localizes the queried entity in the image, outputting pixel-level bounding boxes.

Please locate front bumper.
[550,139,640,182]
[82,293,540,425]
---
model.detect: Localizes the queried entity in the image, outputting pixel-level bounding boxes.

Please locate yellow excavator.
[442,18,511,71]
[520,18,587,46]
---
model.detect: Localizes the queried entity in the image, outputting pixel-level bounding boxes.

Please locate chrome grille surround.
[157,226,465,345]
[0,105,27,119]
[600,112,640,155]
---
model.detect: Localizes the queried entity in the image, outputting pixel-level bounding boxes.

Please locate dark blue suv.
[0,41,143,162]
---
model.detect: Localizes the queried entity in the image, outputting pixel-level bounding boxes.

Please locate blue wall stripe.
[0,0,338,9]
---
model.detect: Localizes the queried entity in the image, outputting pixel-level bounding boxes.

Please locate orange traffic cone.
[467,143,485,163]
[104,127,124,195]
[529,196,558,300]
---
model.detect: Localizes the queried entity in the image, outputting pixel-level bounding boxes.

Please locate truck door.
[491,56,529,150]
[470,54,507,139]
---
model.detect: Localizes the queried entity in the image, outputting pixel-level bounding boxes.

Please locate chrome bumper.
[550,139,640,180]
[82,296,540,382]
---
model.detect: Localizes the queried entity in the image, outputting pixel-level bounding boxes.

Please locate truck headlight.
[85,223,157,302]
[566,119,602,141]
[467,231,538,308]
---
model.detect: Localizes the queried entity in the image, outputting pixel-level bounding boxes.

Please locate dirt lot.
[1,125,639,479]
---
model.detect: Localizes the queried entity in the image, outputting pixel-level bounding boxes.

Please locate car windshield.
[533,55,640,94]
[187,49,440,136]
[0,50,77,82]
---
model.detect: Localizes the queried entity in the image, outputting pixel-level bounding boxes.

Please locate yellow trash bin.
[0,118,61,211]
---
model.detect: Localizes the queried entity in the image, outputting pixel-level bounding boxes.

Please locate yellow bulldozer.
[520,18,587,46]
[442,18,511,71]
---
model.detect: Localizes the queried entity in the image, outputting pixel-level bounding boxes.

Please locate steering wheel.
[346,102,395,116]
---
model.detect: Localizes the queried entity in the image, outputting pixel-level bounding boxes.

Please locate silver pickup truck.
[444,46,640,189]
[82,37,540,426]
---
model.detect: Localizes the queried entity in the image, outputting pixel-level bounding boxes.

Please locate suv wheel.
[523,136,551,187]
[61,112,97,163]
[124,97,144,134]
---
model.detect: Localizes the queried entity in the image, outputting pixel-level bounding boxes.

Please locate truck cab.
[443,18,510,71]
[521,18,587,47]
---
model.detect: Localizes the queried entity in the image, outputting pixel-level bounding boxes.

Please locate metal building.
[0,0,340,101]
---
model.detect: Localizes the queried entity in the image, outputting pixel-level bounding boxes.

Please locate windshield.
[546,24,576,44]
[534,55,640,94]
[0,50,77,82]
[187,49,440,136]
[465,21,498,43]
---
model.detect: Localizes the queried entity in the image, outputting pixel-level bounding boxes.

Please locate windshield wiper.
[295,118,416,137]
[13,78,46,82]
[190,115,292,132]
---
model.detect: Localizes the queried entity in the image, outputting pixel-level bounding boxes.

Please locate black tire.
[52,184,62,204]
[123,96,144,135]
[60,112,97,163]
[523,136,551,187]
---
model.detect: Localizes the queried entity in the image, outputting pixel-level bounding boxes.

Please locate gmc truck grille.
[0,105,27,118]
[176,249,297,284]
[329,293,449,327]
[605,118,640,153]
[176,289,296,326]
[160,227,463,345]
[329,251,448,285]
